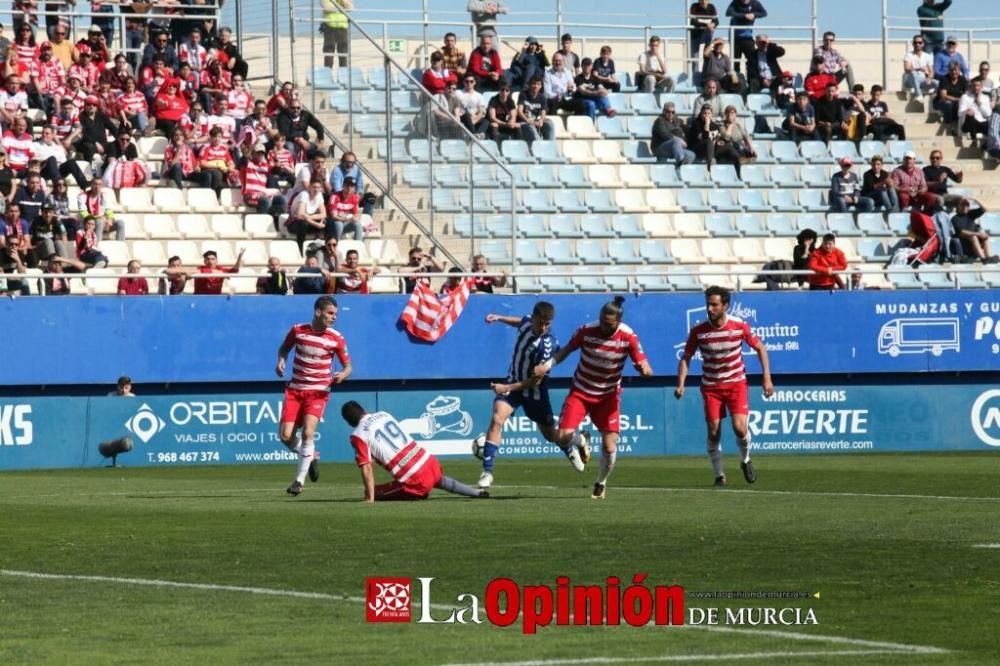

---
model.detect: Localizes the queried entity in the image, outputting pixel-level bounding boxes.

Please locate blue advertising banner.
[1,291,998,386]
[0,398,89,469]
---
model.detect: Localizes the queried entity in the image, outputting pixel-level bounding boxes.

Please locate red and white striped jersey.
[2,130,34,169]
[0,90,28,117]
[350,411,433,484]
[67,63,99,90]
[205,114,235,141]
[14,43,39,67]
[282,323,350,392]
[52,109,81,139]
[241,159,270,205]
[199,143,233,168]
[117,91,147,116]
[682,316,761,387]
[30,59,66,93]
[336,267,372,294]
[178,42,208,71]
[226,89,253,119]
[564,321,647,398]
[268,147,294,171]
[164,143,197,176]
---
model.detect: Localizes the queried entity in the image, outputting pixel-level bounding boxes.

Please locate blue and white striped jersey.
[505,316,559,400]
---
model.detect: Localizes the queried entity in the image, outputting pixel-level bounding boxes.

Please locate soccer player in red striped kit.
[276,296,352,496]
[675,286,774,486]
[534,296,654,499]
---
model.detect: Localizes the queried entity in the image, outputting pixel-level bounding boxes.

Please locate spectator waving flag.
[400,278,473,342]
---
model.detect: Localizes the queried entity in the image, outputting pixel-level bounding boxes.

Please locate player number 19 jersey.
[350,411,432,483]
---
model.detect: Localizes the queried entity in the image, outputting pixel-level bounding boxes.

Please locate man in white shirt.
[958,78,992,143]
[903,34,936,101]
[454,74,488,135]
[34,124,89,187]
[543,53,584,115]
[636,35,674,93]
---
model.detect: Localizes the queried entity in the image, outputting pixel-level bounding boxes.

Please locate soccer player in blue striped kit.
[473,302,589,489]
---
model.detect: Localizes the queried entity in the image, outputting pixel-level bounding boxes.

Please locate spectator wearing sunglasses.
[330,151,373,216]
[140,30,178,71]
[277,100,326,158]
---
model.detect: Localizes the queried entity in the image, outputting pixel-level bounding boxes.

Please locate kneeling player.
[474,302,586,489]
[535,296,653,499]
[276,296,352,496]
[675,286,774,486]
[342,401,488,501]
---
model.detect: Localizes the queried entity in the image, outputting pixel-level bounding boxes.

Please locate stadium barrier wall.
[2,383,998,471]
[2,291,999,387]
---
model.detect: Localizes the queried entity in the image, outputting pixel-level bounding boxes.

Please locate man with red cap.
[29,42,66,114]
[68,44,99,92]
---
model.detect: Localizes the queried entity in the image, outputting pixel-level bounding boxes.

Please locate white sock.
[596,451,616,485]
[295,441,314,484]
[736,433,751,464]
[287,433,302,453]
[708,440,724,477]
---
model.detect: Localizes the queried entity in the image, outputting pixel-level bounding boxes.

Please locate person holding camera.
[702,39,745,94]
[400,246,445,294]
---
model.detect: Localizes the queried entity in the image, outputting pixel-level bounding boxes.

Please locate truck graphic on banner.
[877,318,960,357]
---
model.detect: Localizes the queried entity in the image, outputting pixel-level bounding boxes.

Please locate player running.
[534,296,653,499]
[675,286,774,486]
[276,296,352,496]
[473,302,587,490]
[341,401,489,501]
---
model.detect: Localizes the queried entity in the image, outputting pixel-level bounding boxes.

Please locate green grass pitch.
[1,453,998,665]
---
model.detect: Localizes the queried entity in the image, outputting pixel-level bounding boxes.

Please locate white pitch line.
[497,484,1000,503]
[439,649,909,666]
[0,569,948,656]
[972,543,1000,548]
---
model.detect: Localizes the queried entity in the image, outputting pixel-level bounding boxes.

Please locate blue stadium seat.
[677,190,711,212]
[559,164,591,188]
[311,68,335,89]
[889,267,923,289]
[453,214,488,236]
[955,268,988,289]
[434,164,467,187]
[516,239,547,265]
[554,190,589,213]
[983,265,1000,288]
[545,239,579,265]
[800,141,832,163]
[857,213,889,235]
[609,239,643,264]
[738,190,773,213]
[634,265,672,290]
[627,116,654,139]
[521,190,558,214]
[486,214,513,236]
[888,140,921,163]
[660,93,691,115]
[597,116,630,139]
[673,72,698,93]
[572,266,608,292]
[502,140,535,163]
[391,90,420,113]
[719,94,748,115]
[390,115,412,135]
[771,164,803,188]
[336,66,368,89]
[736,214,769,237]
[378,138,411,162]
[367,67,389,89]
[577,239,613,264]
[918,265,953,289]
[459,189,492,212]
[706,214,737,237]
[639,239,675,263]
[859,140,886,161]
[667,267,703,290]
[402,164,430,187]
[432,189,462,213]
[622,141,657,163]
[772,141,805,164]
[754,142,776,164]
[612,214,647,238]
[888,212,911,235]
[799,190,827,213]
[708,190,742,213]
[515,274,545,292]
[827,213,862,237]
[800,164,830,188]
[410,138,442,162]
[980,212,1000,235]
[481,239,512,264]
[649,164,682,187]
[550,214,585,238]
[581,214,615,238]
[328,90,355,112]
[361,90,386,113]
[608,93,631,115]
[490,190,517,213]
[829,141,861,163]
[353,114,383,137]
[746,93,780,116]
[539,267,576,292]
[740,164,771,189]
[797,212,829,234]
[586,190,619,213]
[602,269,630,292]
[858,238,888,261]
[632,93,660,115]
[768,189,801,213]
[517,214,549,238]
[528,165,560,188]
[680,164,712,187]
[766,213,796,235]
[532,140,564,164]
[472,140,501,162]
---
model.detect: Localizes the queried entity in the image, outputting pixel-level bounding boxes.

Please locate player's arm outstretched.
[751,339,775,397]
[484,313,523,327]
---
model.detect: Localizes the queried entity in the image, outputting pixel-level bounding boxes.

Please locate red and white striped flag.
[400,278,473,342]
